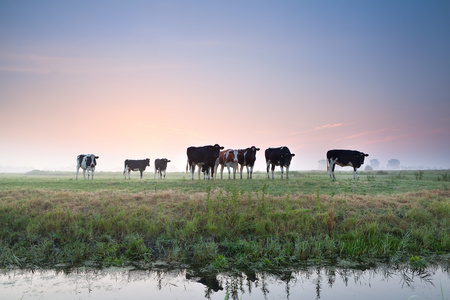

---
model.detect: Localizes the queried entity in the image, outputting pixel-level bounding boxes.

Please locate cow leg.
[227,165,231,179]
[266,161,271,179]
[280,166,284,180]
[140,170,143,179]
[353,167,358,180]
[328,159,336,180]
[271,164,275,179]
[83,169,86,180]
[76,167,79,180]
[91,169,95,180]
[190,164,195,180]
[232,164,237,180]
[239,164,243,179]
[247,165,251,179]
[128,170,131,180]
[163,169,166,179]
[286,166,290,180]
[220,165,224,179]
[198,166,202,180]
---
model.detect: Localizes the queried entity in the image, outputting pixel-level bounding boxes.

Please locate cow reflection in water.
[197,276,223,292]
[185,272,223,298]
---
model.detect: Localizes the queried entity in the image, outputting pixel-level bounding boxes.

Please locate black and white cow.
[154,158,171,179]
[123,158,150,179]
[237,146,260,179]
[327,149,369,180]
[265,147,295,179]
[76,154,99,180]
[186,144,224,180]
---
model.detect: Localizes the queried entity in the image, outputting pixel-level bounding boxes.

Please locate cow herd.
[76,146,369,181]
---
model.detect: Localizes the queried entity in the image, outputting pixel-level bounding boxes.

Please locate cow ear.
[95,156,99,159]
[291,154,295,157]
[256,148,260,151]
[220,146,224,150]
[365,154,369,157]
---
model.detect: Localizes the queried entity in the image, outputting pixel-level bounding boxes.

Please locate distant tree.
[370,159,380,170]
[318,159,328,170]
[387,159,401,170]
[364,165,373,171]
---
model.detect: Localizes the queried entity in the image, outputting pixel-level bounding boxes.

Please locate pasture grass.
[0,170,449,272]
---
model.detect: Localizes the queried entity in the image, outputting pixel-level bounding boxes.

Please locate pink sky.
[1,1,449,172]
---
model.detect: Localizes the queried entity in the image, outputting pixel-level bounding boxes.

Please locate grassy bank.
[0,171,449,271]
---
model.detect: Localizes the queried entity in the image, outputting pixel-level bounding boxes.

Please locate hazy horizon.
[1,1,449,173]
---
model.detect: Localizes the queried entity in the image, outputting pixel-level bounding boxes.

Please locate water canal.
[1,262,448,299]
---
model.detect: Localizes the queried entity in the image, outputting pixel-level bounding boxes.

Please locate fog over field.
[1,1,449,172]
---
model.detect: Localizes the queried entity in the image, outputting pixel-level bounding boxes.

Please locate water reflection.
[1,263,448,300]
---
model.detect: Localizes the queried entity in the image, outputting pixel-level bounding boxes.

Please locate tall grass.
[0,171,449,271]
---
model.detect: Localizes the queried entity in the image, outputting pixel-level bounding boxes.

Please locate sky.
[1,1,449,173]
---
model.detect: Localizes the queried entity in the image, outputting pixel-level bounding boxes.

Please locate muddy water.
[1,264,448,300]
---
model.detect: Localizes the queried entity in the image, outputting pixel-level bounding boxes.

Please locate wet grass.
[0,170,449,271]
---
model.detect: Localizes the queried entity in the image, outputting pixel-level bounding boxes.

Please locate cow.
[123,158,150,179]
[76,154,99,180]
[237,146,260,179]
[154,158,171,179]
[265,147,295,179]
[186,144,224,180]
[327,149,369,180]
[216,149,239,179]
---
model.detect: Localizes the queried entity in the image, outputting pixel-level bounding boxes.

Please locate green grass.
[0,170,449,271]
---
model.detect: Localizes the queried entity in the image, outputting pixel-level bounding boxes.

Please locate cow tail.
[326,156,329,173]
[186,160,189,173]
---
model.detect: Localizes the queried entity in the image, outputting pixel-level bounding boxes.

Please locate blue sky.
[1,1,449,172]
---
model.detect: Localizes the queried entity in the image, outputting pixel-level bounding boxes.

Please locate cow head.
[244,146,260,164]
[358,152,369,165]
[87,154,99,168]
[211,144,224,157]
[280,151,295,166]
[145,158,150,166]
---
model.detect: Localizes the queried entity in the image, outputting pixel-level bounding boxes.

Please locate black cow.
[76,154,99,180]
[186,144,224,180]
[237,146,260,179]
[265,147,295,179]
[154,158,171,179]
[327,149,369,180]
[123,158,150,179]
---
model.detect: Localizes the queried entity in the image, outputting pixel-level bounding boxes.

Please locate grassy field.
[0,170,449,272]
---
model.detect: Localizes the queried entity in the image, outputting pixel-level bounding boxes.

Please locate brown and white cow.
[216,149,239,179]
